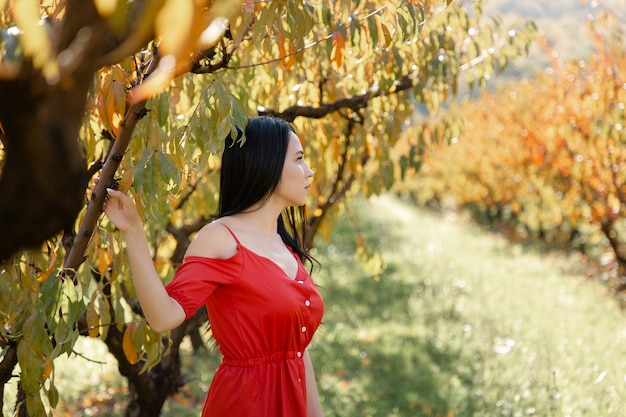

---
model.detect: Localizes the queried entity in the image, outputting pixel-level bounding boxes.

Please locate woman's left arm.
[304,349,324,417]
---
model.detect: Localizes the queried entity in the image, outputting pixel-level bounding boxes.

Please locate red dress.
[165,226,324,417]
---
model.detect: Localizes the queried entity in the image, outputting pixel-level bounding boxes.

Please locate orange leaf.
[96,71,113,125]
[331,32,345,69]
[123,323,140,364]
[42,361,54,381]
[279,34,296,71]
[97,248,112,276]
[106,79,127,137]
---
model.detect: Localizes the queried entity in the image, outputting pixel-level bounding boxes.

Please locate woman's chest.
[207,262,324,347]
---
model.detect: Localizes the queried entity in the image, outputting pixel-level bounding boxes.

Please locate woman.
[103,116,325,416]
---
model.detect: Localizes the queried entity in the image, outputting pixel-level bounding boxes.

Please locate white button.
[305,300,311,307]
[297,280,304,284]
[301,326,307,332]
[296,351,302,357]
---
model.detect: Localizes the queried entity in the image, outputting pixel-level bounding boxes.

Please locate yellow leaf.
[155,0,195,56]
[85,302,100,338]
[123,323,140,364]
[178,163,189,191]
[13,0,56,78]
[93,0,117,17]
[37,242,58,283]
[118,165,137,193]
[132,189,146,221]
[380,23,393,48]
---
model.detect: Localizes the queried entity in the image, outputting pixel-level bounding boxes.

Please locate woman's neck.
[228,201,283,237]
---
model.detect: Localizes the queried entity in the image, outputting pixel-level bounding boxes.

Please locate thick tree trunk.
[0,0,113,261]
[0,77,90,260]
[102,308,208,417]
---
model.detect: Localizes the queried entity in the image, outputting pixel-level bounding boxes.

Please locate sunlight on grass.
[5,194,626,416]
[312,194,626,417]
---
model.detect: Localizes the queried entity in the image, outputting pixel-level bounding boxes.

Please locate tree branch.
[259,75,414,122]
[64,54,159,273]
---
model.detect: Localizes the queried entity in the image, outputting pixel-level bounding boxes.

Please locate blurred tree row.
[403,10,626,294]
[0,0,536,415]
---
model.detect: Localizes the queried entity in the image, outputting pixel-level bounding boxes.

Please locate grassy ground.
[312,195,626,417]
[5,194,626,416]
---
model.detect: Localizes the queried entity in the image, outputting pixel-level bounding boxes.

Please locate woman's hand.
[103,188,143,234]
[100,186,187,331]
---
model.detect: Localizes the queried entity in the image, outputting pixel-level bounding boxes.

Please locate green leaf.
[155,93,170,127]
[157,151,182,191]
[61,277,84,326]
[17,339,43,394]
[25,395,46,417]
[367,16,379,49]
[46,383,60,408]
[95,296,112,340]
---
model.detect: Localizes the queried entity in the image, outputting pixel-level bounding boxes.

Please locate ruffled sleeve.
[165,254,242,319]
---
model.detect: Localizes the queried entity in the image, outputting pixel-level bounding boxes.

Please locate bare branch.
[260,74,413,122]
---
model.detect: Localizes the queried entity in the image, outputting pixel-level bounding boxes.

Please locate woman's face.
[274,132,314,207]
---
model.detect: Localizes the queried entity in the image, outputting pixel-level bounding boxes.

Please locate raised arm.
[103,188,186,332]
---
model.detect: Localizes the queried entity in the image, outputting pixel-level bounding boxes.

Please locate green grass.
[5,194,626,416]
[311,194,626,417]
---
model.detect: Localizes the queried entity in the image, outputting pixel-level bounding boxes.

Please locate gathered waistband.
[222,351,302,367]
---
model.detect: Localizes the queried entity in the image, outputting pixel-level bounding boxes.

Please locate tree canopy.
[405,9,626,292]
[0,0,536,415]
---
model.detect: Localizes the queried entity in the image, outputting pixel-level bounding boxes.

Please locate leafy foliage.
[0,0,536,414]
[403,10,626,291]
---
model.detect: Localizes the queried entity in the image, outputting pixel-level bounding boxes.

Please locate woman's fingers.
[105,188,126,201]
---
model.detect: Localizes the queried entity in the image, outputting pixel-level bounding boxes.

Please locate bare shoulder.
[184,220,238,259]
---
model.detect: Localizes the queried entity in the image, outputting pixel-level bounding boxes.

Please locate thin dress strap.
[218,222,241,246]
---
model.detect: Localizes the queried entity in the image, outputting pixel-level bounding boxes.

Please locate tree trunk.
[15,382,27,417]
[0,0,114,261]
[0,77,90,261]
[101,308,208,417]
[0,343,18,412]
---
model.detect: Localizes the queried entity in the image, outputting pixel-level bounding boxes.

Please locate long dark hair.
[217,116,313,264]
